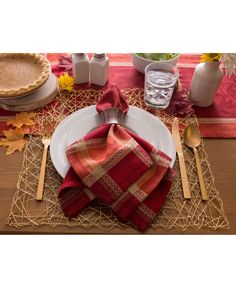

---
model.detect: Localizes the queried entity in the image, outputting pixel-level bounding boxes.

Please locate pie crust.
[0,53,51,98]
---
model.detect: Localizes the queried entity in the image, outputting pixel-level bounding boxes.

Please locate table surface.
[0,138,235,234]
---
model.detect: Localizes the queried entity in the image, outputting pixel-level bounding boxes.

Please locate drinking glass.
[144,62,179,109]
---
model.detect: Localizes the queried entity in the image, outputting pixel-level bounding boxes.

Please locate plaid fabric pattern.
[58,84,175,231]
[59,124,175,231]
[58,167,94,218]
[129,168,175,231]
[109,132,172,221]
[66,124,153,204]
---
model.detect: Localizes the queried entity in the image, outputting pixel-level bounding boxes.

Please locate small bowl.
[132,53,180,73]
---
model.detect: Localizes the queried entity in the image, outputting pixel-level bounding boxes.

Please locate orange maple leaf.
[0,138,26,155]
[3,127,25,140]
[6,112,37,128]
[0,127,26,155]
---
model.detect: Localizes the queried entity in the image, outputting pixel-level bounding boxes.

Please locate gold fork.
[36,134,51,201]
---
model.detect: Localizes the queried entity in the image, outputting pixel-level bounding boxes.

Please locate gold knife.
[172,117,191,199]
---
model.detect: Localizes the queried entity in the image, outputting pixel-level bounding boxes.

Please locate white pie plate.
[50,105,176,178]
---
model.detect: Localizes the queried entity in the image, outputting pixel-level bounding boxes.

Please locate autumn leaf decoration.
[6,112,37,128]
[0,127,26,155]
[0,112,37,155]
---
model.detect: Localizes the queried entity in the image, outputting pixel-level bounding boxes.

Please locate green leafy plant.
[136,53,178,61]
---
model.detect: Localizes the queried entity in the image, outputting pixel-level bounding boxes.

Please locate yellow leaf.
[0,127,27,155]
[6,112,37,128]
[58,73,75,92]
[3,127,25,140]
[0,138,26,155]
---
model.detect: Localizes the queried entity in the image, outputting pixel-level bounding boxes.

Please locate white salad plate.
[50,105,176,178]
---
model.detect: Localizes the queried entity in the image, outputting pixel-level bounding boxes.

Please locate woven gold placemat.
[7,89,229,231]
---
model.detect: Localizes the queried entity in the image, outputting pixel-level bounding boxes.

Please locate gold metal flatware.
[36,134,51,201]
[183,122,208,201]
[172,117,191,199]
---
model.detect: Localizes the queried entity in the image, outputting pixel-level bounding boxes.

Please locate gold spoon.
[183,123,208,200]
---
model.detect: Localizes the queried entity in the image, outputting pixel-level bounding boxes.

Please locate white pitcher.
[189,61,224,107]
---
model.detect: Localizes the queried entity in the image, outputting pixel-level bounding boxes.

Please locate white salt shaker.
[90,53,109,86]
[72,53,90,84]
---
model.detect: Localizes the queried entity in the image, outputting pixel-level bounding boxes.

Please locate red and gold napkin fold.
[58,84,175,231]
[66,123,153,205]
[96,84,129,114]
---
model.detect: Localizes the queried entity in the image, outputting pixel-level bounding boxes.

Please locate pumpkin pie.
[0,53,51,98]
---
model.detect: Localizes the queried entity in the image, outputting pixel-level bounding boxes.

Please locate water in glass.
[144,69,177,109]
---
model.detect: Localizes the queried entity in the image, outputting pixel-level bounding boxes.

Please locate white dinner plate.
[50,105,176,178]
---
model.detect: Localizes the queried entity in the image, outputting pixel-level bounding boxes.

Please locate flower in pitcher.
[220,54,236,76]
[200,53,222,62]
[200,53,236,76]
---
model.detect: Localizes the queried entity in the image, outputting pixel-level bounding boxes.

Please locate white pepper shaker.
[72,53,90,84]
[90,53,109,86]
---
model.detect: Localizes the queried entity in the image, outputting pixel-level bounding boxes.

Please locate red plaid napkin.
[58,85,175,231]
